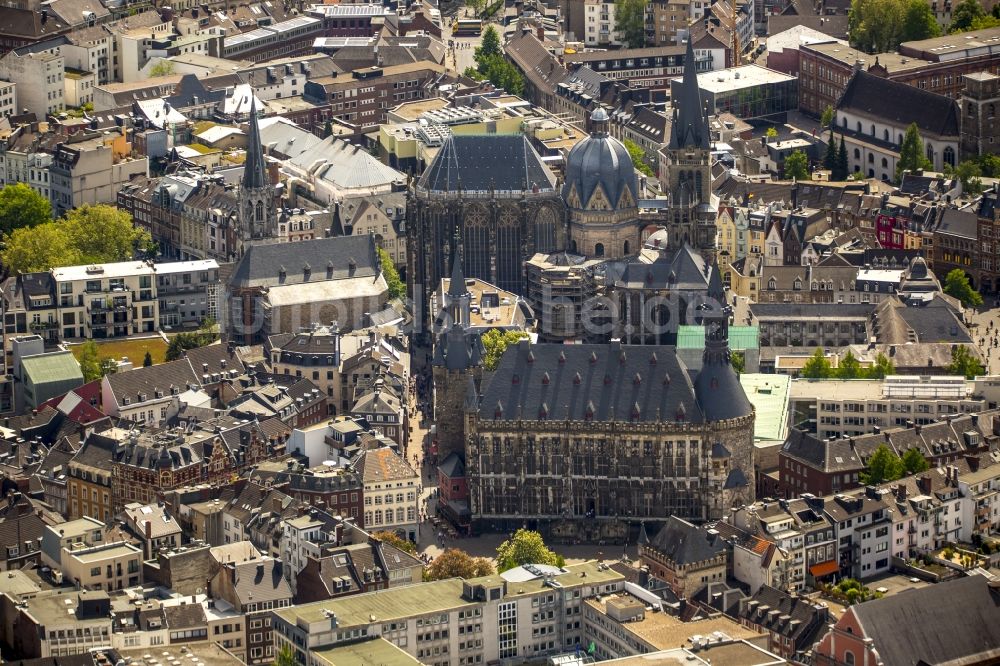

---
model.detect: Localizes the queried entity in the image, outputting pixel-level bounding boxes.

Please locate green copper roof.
[676,325,759,351]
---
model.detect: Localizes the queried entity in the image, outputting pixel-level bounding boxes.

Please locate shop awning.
[810,560,840,577]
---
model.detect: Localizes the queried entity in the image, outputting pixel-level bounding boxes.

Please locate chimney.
[272,496,282,513]
[895,484,906,501]
[917,475,932,495]
[145,520,152,541]
[536,24,544,39]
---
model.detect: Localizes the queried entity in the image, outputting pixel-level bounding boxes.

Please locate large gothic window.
[463,205,491,283]
[496,207,522,293]
[534,207,557,252]
[255,201,263,222]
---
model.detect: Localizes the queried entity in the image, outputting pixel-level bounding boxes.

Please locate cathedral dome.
[562,108,639,212]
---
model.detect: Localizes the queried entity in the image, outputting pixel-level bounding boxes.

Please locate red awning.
[810,560,840,577]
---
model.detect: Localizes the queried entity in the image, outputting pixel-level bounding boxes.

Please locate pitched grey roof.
[838,70,960,138]
[851,574,1000,665]
[647,515,726,566]
[562,123,638,208]
[105,358,199,406]
[228,235,379,288]
[417,134,557,193]
[479,341,704,424]
[669,39,710,150]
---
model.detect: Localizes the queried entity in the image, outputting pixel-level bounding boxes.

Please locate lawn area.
[69,337,169,366]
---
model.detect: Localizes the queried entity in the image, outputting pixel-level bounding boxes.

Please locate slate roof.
[838,70,960,138]
[162,603,207,630]
[504,31,567,95]
[479,341,705,424]
[739,585,829,649]
[104,359,199,406]
[647,515,727,566]
[562,119,638,209]
[230,558,292,606]
[616,245,714,290]
[417,135,557,193]
[781,428,863,473]
[850,574,1000,666]
[228,235,379,288]
[935,207,978,240]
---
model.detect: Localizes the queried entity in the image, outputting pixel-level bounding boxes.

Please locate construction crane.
[709,0,743,67]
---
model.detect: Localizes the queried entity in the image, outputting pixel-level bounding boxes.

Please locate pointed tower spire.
[242,95,268,190]
[448,247,467,298]
[669,39,710,150]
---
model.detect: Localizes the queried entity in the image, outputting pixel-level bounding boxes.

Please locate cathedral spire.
[242,95,268,191]
[669,39,710,150]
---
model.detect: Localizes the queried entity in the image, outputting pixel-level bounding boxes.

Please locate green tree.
[149,60,175,77]
[623,138,654,177]
[614,0,648,48]
[948,345,985,379]
[143,351,153,367]
[272,644,296,666]
[424,548,495,581]
[863,444,905,484]
[474,25,502,66]
[835,350,863,379]
[979,153,1000,177]
[100,357,118,377]
[823,131,838,173]
[731,350,745,374]
[482,329,528,371]
[784,150,810,181]
[897,122,932,179]
[78,341,103,383]
[462,65,485,81]
[902,0,941,41]
[765,126,778,140]
[943,268,984,307]
[954,159,984,194]
[0,183,51,236]
[377,247,405,299]
[322,120,333,139]
[849,0,904,52]
[820,105,835,129]
[62,204,151,265]
[865,352,895,379]
[902,447,930,474]
[801,348,833,379]
[165,320,219,361]
[950,0,985,31]
[836,135,849,181]
[372,530,417,554]
[1,222,82,274]
[496,528,565,572]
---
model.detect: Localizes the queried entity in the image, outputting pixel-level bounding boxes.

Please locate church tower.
[240,96,277,243]
[664,39,718,257]
[432,251,484,464]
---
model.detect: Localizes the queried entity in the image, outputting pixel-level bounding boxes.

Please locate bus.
[453,18,482,36]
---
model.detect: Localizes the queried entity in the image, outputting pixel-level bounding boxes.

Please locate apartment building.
[49,128,147,216]
[52,261,157,339]
[0,589,114,658]
[272,562,626,666]
[0,38,65,117]
[67,434,117,522]
[0,80,16,118]
[352,447,419,541]
[40,516,107,572]
[60,541,143,591]
[302,62,446,129]
[583,0,620,46]
[791,375,987,439]
[154,260,220,328]
[798,27,1000,116]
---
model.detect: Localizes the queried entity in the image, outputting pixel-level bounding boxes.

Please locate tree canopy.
[952,160,984,195]
[836,135,850,181]
[848,0,940,53]
[820,106,835,129]
[623,138,654,177]
[863,444,905,484]
[800,348,895,379]
[2,204,151,275]
[469,27,525,95]
[943,268,984,307]
[897,123,932,179]
[272,644,296,666]
[784,150,810,181]
[901,447,930,474]
[372,530,418,555]
[614,0,648,48]
[948,345,985,379]
[482,329,528,371]
[165,319,219,361]
[378,247,405,299]
[801,348,833,378]
[0,183,51,237]
[77,340,118,382]
[424,548,495,581]
[496,528,564,572]
[949,0,1000,31]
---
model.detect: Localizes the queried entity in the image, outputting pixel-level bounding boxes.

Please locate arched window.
[926,144,934,163]
[595,242,605,257]
[255,201,263,222]
[969,102,976,115]
[868,168,875,177]
[883,129,889,141]
[944,146,955,167]
[881,157,888,168]
[841,117,847,128]
[854,148,860,159]
[868,153,874,163]
[857,121,862,133]
[871,124,876,136]
[623,240,630,255]
[695,171,703,198]
[845,652,855,666]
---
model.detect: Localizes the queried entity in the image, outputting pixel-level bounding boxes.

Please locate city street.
[964,304,1000,374]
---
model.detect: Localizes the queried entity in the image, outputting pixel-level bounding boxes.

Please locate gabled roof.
[838,70,959,138]
[228,235,379,288]
[647,515,727,566]
[417,134,557,193]
[351,447,416,483]
[849,575,1000,666]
